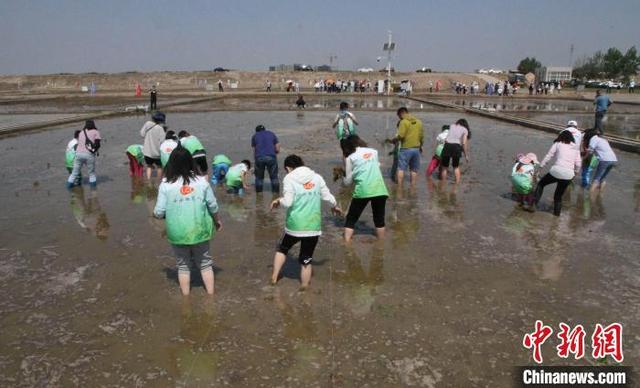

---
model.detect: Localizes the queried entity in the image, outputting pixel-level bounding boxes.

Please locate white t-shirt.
[67,138,78,152]
[445,124,468,144]
[589,136,617,162]
[436,130,449,145]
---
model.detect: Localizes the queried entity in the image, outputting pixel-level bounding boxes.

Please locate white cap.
[567,120,578,127]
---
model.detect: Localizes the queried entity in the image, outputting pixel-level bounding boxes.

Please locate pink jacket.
[540,142,582,173]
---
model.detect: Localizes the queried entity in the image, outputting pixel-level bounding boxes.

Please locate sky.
[1,0,639,75]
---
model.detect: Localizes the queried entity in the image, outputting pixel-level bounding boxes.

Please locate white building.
[535,66,572,82]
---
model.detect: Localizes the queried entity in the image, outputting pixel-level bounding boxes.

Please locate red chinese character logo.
[556,323,586,359]
[523,320,553,364]
[591,323,624,362]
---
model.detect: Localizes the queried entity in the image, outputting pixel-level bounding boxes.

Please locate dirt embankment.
[0,70,500,93]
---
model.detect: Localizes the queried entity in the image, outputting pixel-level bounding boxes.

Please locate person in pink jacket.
[533,131,582,216]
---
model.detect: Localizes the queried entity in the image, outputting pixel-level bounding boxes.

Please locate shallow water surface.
[0,109,638,386]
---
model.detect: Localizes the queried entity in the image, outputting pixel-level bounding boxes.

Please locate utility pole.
[329,54,337,71]
[569,43,574,68]
[382,31,395,96]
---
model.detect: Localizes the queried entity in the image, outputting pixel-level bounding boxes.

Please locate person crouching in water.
[225,160,252,194]
[270,154,342,289]
[511,153,538,211]
[126,144,145,177]
[426,125,450,178]
[65,130,82,186]
[333,101,358,141]
[210,154,232,185]
[178,130,208,176]
[341,135,389,242]
[153,146,222,295]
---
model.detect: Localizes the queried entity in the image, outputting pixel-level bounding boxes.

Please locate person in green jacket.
[159,130,179,169]
[341,135,389,242]
[211,154,232,185]
[154,147,222,296]
[178,130,208,176]
[225,160,252,195]
[270,154,342,289]
[126,144,145,177]
[332,101,359,141]
[65,130,82,185]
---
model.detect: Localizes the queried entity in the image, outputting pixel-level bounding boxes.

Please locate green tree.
[621,46,640,81]
[573,51,604,79]
[517,57,542,74]
[603,47,624,78]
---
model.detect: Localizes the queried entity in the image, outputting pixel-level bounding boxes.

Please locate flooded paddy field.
[0,95,192,115]
[0,104,639,386]
[444,97,640,114]
[442,97,640,139]
[167,95,439,112]
[0,114,76,128]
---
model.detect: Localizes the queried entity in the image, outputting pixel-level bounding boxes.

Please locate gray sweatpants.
[171,241,212,274]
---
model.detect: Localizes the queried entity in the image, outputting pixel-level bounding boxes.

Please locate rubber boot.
[553,201,562,216]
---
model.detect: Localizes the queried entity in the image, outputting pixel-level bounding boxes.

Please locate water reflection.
[272,288,323,382]
[130,177,165,232]
[169,300,221,383]
[426,179,464,223]
[69,186,110,240]
[334,245,384,317]
[389,188,420,247]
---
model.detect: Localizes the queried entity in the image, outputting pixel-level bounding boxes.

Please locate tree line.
[516,46,639,81]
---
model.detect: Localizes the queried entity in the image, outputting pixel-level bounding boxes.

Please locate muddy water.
[444,97,640,114]
[0,114,75,128]
[0,108,639,386]
[168,96,438,112]
[443,97,640,139]
[518,112,640,140]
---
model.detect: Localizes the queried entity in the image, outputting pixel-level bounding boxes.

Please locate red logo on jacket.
[180,186,194,196]
[303,181,315,190]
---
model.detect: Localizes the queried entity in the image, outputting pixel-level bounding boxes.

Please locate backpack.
[83,129,99,154]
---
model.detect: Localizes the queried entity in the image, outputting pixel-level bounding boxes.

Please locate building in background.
[269,64,295,71]
[535,66,573,82]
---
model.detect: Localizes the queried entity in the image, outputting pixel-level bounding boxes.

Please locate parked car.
[294,64,314,71]
[213,67,229,72]
[416,67,432,73]
[379,68,395,73]
[357,67,374,73]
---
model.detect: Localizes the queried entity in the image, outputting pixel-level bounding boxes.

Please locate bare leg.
[157,167,163,180]
[410,171,418,186]
[178,273,190,295]
[201,267,214,295]
[271,252,286,284]
[344,227,355,243]
[375,227,385,240]
[146,167,152,180]
[440,167,448,181]
[396,170,405,185]
[454,167,461,183]
[300,264,312,289]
